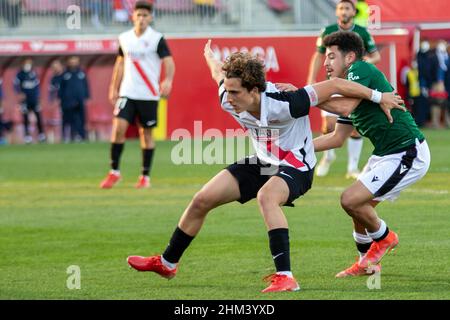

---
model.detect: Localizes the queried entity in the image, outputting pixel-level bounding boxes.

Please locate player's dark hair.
[323,31,364,60]
[134,1,153,13]
[222,52,267,92]
[338,0,356,10]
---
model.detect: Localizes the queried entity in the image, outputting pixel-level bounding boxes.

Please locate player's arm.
[307,52,325,84]
[362,31,381,64]
[204,39,224,85]
[158,37,175,98]
[276,80,404,122]
[311,78,405,122]
[313,120,354,152]
[317,96,361,117]
[109,50,124,106]
[364,50,381,64]
[160,56,175,98]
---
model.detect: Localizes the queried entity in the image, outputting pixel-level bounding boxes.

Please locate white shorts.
[358,139,431,202]
[321,110,339,117]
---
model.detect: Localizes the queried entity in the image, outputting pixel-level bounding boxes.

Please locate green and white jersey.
[316,23,377,55]
[341,60,425,156]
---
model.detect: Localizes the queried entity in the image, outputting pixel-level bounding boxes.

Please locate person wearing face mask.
[58,56,90,142]
[14,58,46,144]
[404,60,429,128]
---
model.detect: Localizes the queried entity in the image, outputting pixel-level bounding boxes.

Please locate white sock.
[161,255,177,270]
[353,231,372,262]
[276,271,293,278]
[110,170,120,176]
[325,149,336,162]
[347,137,363,172]
[367,220,387,241]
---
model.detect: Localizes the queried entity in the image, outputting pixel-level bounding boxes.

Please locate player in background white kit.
[100,1,175,189]
[126,40,404,293]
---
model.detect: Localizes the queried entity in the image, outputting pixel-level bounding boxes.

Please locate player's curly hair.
[323,31,364,60]
[222,52,266,92]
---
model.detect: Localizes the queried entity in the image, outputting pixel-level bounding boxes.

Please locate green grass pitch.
[0,129,449,300]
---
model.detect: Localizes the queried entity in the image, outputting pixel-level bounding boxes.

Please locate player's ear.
[345,52,356,65]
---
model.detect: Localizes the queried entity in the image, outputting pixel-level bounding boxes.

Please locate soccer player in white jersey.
[100,1,175,189]
[126,40,403,293]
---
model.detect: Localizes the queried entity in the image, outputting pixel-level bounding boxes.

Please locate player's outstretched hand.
[204,39,215,62]
[275,83,298,92]
[380,92,406,123]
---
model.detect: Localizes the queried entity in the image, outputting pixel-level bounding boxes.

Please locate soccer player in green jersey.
[308,0,381,180]
[315,31,431,277]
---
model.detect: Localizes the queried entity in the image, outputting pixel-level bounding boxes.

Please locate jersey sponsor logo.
[348,72,361,81]
[372,176,380,183]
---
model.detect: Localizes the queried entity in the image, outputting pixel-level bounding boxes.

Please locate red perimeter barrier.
[0,32,411,142]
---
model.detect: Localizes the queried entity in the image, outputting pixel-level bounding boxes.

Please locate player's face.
[224,77,258,114]
[336,2,355,24]
[133,9,152,30]
[324,45,355,78]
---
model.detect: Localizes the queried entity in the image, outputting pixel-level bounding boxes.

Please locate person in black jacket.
[59,56,90,142]
[14,58,46,143]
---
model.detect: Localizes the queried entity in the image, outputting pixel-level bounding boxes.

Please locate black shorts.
[226,156,314,207]
[115,97,158,128]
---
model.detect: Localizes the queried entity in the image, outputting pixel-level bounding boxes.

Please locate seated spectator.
[0,0,22,28]
[267,0,291,14]
[194,0,216,22]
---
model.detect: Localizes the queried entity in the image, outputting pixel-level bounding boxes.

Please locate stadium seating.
[267,0,291,14]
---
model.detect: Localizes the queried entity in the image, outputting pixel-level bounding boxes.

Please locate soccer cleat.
[316,154,336,177]
[135,175,151,189]
[345,170,360,179]
[261,274,300,293]
[360,231,399,268]
[336,261,381,278]
[127,255,177,279]
[100,172,121,189]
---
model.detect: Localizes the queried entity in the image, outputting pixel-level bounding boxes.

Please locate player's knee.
[191,190,216,213]
[340,191,358,215]
[112,129,126,143]
[256,189,278,211]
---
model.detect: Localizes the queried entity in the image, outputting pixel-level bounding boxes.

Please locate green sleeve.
[347,62,372,87]
[361,29,377,53]
[316,29,327,54]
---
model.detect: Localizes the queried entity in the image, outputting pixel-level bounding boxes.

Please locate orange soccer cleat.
[261,274,300,293]
[100,172,121,189]
[360,231,399,268]
[127,255,177,280]
[335,260,381,278]
[135,175,151,189]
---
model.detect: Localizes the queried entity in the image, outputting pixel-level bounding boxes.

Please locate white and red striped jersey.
[118,27,171,101]
[219,81,316,172]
